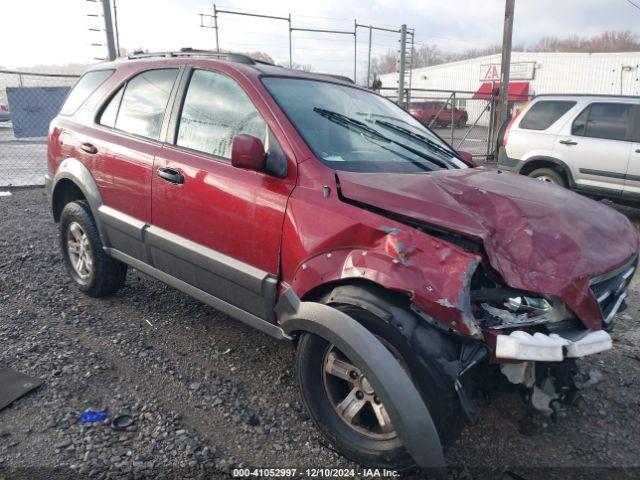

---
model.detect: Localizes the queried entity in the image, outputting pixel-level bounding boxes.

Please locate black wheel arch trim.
[519,156,575,186]
[276,288,446,471]
[50,158,107,238]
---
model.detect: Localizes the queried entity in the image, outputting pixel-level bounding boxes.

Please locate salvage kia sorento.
[46,50,639,470]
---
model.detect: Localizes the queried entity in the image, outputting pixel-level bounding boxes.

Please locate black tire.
[527,167,566,187]
[296,285,464,470]
[59,200,127,297]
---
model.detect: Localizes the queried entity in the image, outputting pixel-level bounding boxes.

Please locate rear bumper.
[495,329,612,362]
[497,147,522,172]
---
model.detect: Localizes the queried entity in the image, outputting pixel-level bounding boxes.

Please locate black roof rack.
[318,74,355,84]
[126,48,274,65]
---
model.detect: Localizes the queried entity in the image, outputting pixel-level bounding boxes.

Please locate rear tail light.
[0,104,7,112]
[501,109,521,147]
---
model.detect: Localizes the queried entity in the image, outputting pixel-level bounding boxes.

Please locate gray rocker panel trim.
[145,225,268,295]
[105,247,291,341]
[145,225,278,321]
[276,289,446,470]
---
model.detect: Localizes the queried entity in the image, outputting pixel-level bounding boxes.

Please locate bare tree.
[370,29,640,76]
[532,30,640,52]
[244,51,276,64]
[371,50,399,76]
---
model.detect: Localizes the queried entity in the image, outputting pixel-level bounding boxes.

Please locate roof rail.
[318,73,355,84]
[126,48,274,65]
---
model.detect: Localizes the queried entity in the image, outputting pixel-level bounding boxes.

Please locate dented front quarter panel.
[280,161,483,337]
[334,167,640,331]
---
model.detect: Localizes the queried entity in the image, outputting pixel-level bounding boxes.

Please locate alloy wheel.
[66,221,93,280]
[322,345,397,440]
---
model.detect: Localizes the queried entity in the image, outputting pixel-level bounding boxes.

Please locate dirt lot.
[1,188,640,479]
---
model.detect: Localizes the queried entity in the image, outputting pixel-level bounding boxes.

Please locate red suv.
[46,50,638,471]
[409,101,468,127]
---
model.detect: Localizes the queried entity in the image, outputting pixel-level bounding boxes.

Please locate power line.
[623,0,640,10]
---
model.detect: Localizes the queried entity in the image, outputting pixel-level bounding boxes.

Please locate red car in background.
[0,102,10,122]
[409,100,468,127]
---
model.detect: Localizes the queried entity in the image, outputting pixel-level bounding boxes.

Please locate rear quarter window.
[519,100,576,130]
[60,70,113,116]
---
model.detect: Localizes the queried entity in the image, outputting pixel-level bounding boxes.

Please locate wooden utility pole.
[495,0,515,152]
[101,0,117,60]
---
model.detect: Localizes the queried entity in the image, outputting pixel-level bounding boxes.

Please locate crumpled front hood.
[337,167,638,292]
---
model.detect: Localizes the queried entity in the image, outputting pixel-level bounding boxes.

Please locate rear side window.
[572,103,634,141]
[519,100,576,130]
[113,69,178,140]
[99,86,124,128]
[60,70,113,116]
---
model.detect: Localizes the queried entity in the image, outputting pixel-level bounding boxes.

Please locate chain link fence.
[379,86,503,163]
[0,70,521,187]
[0,70,79,187]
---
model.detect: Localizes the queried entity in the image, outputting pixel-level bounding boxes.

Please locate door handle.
[79,142,98,155]
[559,139,578,146]
[635,149,640,153]
[157,167,184,184]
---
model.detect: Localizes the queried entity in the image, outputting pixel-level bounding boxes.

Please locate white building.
[379,51,640,126]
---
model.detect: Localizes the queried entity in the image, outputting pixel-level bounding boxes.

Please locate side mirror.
[231,134,266,172]
[457,150,477,167]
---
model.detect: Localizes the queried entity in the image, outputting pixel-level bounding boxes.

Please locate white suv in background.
[498,94,640,203]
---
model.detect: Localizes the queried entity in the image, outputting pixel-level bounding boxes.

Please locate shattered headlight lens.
[505,296,552,314]
[479,296,569,329]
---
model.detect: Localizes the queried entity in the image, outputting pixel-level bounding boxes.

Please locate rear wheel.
[60,200,127,297]
[527,167,566,187]
[295,286,465,469]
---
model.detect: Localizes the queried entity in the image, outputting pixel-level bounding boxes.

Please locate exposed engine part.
[454,342,490,424]
[501,360,580,416]
[478,296,574,329]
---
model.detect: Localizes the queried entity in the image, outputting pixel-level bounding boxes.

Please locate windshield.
[262,77,467,173]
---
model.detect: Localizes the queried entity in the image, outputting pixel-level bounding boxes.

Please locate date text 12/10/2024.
[232,468,400,478]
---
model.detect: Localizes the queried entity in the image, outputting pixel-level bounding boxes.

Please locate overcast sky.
[2,0,639,77]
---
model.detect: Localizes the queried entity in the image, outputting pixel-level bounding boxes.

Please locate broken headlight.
[476,295,572,329]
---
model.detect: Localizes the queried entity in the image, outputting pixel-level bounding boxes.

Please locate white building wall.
[380,52,640,126]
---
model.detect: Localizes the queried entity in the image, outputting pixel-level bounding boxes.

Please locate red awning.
[473,81,530,101]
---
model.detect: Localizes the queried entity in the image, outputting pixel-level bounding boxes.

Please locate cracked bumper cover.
[495,329,612,362]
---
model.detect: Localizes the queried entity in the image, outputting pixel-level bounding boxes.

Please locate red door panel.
[97,132,158,223]
[152,146,293,274]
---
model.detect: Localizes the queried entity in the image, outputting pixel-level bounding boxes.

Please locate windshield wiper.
[374,119,458,161]
[313,107,451,169]
[313,108,389,141]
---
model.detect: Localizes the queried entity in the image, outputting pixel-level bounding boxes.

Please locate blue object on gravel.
[79,409,108,423]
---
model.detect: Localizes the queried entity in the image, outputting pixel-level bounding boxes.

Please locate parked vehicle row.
[46,51,638,470]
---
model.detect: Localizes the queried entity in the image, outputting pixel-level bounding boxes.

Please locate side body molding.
[276,289,446,470]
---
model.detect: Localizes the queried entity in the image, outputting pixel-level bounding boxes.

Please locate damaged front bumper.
[495,329,612,362]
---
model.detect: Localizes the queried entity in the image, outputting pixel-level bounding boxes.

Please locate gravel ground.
[1,188,640,479]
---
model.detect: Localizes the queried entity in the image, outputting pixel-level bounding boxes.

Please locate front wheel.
[296,333,415,470]
[527,167,566,187]
[295,290,465,469]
